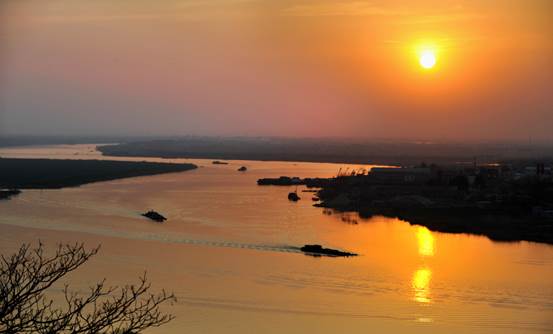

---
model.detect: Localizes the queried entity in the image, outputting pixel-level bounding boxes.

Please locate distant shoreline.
[0,158,197,190]
[98,146,404,166]
[97,139,553,167]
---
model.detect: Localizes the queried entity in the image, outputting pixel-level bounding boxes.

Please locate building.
[368,167,432,184]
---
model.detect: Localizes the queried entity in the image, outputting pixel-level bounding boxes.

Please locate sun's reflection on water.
[417,227,435,257]
[412,267,432,303]
[412,227,435,304]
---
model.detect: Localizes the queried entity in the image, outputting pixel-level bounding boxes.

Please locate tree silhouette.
[0,242,175,333]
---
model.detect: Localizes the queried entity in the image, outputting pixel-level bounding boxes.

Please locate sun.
[419,50,436,69]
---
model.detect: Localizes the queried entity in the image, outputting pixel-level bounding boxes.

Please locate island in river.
[0,158,197,189]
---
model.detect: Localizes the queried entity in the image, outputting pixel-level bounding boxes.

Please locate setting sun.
[1,1,553,333]
[419,50,437,69]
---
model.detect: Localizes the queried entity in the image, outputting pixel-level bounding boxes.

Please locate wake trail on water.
[138,232,302,254]
[0,218,302,255]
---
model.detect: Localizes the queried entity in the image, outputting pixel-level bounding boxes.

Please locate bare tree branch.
[0,243,175,334]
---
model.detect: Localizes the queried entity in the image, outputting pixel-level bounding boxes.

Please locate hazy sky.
[1,0,552,141]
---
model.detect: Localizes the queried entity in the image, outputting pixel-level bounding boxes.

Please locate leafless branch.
[0,243,175,334]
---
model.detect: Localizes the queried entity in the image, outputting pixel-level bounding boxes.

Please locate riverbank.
[0,189,21,201]
[355,206,553,244]
[97,138,553,166]
[256,164,553,245]
[0,158,197,189]
[313,173,553,245]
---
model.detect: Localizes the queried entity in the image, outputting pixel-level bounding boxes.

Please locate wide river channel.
[0,144,552,333]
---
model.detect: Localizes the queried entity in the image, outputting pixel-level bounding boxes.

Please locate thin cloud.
[30,14,171,23]
[282,2,409,17]
[282,1,484,23]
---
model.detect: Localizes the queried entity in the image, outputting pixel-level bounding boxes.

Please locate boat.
[300,244,357,257]
[141,210,167,222]
[288,191,300,201]
[237,166,247,172]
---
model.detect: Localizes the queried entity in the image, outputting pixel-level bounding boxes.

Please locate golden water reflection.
[413,227,435,304]
[412,268,432,303]
[417,227,435,257]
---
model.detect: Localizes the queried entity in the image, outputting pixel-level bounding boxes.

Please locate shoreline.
[97,139,553,167]
[314,183,553,245]
[0,158,197,189]
[98,148,403,166]
[321,204,553,245]
[257,173,553,245]
[0,189,21,201]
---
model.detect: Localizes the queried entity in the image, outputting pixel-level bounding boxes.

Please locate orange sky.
[1,0,552,141]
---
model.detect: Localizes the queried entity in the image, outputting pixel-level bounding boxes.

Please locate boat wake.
[0,218,302,255]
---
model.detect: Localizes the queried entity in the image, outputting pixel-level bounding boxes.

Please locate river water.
[0,144,552,333]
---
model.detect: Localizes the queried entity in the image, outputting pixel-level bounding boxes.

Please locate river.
[0,144,552,333]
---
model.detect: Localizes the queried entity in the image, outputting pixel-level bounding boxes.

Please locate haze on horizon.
[1,0,552,142]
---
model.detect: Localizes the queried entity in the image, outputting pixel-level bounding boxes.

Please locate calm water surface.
[0,144,552,333]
